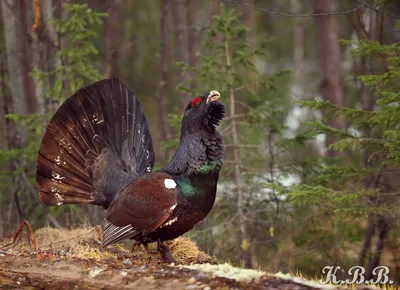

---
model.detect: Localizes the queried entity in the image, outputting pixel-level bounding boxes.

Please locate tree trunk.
[170,0,190,109]
[18,0,39,114]
[350,5,395,274]
[224,30,252,268]
[365,216,390,280]
[2,0,28,119]
[358,215,375,266]
[0,53,10,239]
[292,0,305,98]
[157,0,172,161]
[187,0,198,79]
[314,0,346,156]
[1,0,52,228]
[104,0,124,78]
[31,0,58,113]
[0,55,8,150]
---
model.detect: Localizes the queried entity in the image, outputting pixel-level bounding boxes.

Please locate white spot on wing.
[159,216,178,228]
[164,179,176,189]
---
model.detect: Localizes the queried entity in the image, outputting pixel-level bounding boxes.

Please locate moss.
[180,263,266,282]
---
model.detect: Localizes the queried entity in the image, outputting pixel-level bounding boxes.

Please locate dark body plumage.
[36,78,225,251]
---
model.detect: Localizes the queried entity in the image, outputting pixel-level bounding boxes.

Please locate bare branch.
[223,113,247,122]
[225,144,261,149]
[223,0,372,17]
[355,0,400,19]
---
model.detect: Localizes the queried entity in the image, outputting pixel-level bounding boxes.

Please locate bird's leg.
[131,242,151,254]
[157,240,178,264]
[131,241,140,252]
[143,243,151,254]
[0,220,37,250]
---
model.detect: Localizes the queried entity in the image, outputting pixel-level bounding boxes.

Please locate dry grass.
[35,225,119,261]
[35,225,102,249]
[1,225,213,265]
[168,237,214,264]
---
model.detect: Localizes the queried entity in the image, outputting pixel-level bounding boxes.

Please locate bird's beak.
[206,90,221,104]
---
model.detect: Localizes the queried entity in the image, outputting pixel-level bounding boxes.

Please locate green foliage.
[290,40,400,217]
[31,3,106,101]
[177,5,280,96]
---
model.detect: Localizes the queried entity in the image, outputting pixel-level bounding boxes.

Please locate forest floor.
[0,226,372,290]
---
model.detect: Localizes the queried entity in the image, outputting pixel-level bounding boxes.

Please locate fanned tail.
[36,78,155,209]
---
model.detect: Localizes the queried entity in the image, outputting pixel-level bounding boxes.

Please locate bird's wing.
[103,172,177,245]
[36,78,155,209]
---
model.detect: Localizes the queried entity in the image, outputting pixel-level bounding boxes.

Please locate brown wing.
[105,172,177,236]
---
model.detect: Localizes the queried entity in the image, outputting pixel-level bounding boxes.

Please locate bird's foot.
[131,242,152,254]
[157,240,178,264]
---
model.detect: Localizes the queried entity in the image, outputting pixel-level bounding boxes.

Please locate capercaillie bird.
[36,78,225,262]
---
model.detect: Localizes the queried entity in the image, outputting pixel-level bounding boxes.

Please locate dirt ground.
[0,226,361,290]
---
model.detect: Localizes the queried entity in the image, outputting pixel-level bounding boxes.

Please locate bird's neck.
[161,131,224,177]
[160,131,224,213]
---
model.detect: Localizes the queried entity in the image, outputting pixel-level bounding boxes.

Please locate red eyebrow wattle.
[191,97,201,107]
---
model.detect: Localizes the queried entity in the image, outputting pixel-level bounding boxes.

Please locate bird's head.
[182,90,225,133]
[162,90,225,175]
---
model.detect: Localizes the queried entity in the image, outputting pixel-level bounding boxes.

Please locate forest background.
[1,0,400,284]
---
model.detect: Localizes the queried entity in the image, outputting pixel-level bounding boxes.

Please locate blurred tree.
[314,0,346,156]
[104,0,124,78]
[31,0,59,113]
[157,0,173,162]
[171,0,190,109]
[1,0,48,228]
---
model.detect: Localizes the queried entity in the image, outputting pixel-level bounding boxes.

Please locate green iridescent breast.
[196,160,220,174]
[176,160,220,198]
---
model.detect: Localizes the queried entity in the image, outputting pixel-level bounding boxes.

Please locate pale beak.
[206,90,221,104]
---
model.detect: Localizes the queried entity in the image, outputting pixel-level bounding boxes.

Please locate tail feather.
[36,78,155,208]
[102,221,137,247]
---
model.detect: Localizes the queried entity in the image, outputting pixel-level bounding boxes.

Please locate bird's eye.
[190,97,201,108]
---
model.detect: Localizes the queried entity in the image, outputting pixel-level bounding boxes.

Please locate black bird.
[36,78,225,262]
